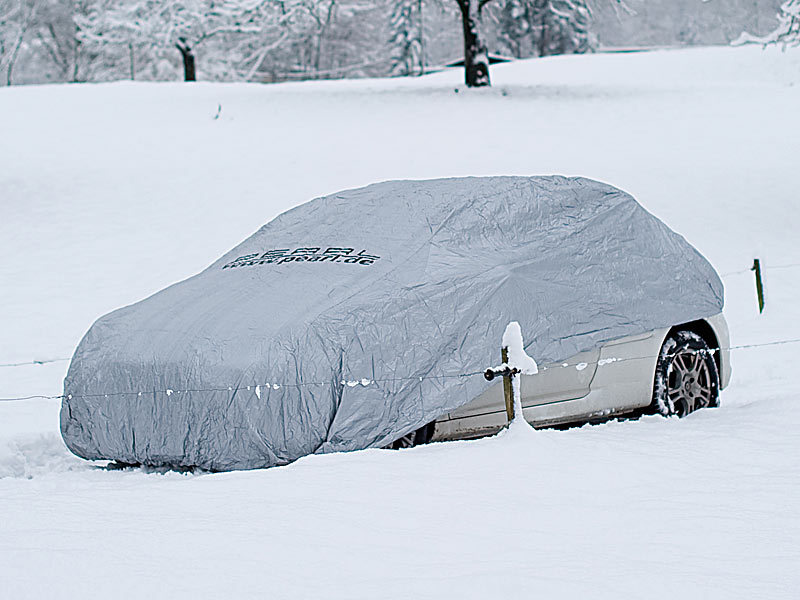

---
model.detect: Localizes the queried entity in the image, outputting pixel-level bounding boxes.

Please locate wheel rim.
[667,350,714,417]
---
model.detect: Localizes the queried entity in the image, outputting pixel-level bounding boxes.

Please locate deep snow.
[1,46,799,598]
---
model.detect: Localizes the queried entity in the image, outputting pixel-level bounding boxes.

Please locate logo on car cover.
[222,247,381,269]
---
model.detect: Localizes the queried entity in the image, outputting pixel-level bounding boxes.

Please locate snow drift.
[60,175,723,470]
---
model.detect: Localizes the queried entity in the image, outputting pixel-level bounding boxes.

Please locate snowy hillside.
[1,46,799,598]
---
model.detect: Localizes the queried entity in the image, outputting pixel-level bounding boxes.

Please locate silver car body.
[433,313,731,441]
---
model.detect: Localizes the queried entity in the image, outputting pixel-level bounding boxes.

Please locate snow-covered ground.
[1,46,799,598]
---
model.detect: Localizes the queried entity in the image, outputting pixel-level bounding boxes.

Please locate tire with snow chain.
[652,331,720,418]
[386,422,436,450]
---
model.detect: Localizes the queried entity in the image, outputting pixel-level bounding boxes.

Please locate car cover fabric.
[61,176,724,470]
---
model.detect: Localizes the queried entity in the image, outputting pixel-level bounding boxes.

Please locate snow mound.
[0,434,88,479]
[0,45,799,598]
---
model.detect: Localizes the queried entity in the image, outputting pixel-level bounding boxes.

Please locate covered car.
[60,176,724,470]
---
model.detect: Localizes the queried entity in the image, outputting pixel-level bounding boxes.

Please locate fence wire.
[0,358,71,368]
[3,261,799,402]
[2,337,799,403]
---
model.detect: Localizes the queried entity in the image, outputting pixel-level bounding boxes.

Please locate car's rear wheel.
[386,422,436,449]
[652,330,719,417]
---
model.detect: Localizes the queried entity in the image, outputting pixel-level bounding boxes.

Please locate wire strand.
[0,358,71,368]
[2,337,799,404]
[720,261,800,278]
[1,264,795,369]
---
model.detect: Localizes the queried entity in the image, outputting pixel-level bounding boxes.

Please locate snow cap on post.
[503,321,538,375]
[501,321,537,434]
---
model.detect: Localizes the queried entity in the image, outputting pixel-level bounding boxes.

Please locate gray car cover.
[61,176,724,470]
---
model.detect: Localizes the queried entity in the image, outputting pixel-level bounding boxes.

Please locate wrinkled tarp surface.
[61,176,724,470]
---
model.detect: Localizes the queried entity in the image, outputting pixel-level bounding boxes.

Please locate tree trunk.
[177,43,196,82]
[457,0,490,87]
[128,43,135,80]
[419,0,425,75]
[6,29,27,86]
[71,24,81,82]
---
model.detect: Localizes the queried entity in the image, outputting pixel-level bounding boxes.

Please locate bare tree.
[453,0,630,87]
[0,0,35,85]
[492,0,594,59]
[33,2,78,82]
[77,0,272,82]
[226,1,322,81]
[240,0,387,82]
[389,0,423,75]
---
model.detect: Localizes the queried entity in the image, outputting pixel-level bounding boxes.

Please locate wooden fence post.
[752,258,765,313]
[501,345,514,422]
[485,322,537,427]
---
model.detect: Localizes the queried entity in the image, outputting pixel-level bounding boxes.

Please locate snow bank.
[1,45,799,598]
[0,434,87,480]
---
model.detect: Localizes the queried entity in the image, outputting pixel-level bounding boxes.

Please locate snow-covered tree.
[75,1,384,83]
[388,0,422,75]
[33,2,78,81]
[1,1,28,84]
[288,0,374,77]
[231,0,385,82]
[0,0,53,85]
[453,0,632,87]
[77,0,286,81]
[5,0,737,86]
[734,0,799,47]
[494,0,595,58]
[0,0,77,85]
[209,1,320,81]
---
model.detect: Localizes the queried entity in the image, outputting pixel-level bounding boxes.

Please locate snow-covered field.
[1,46,799,598]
